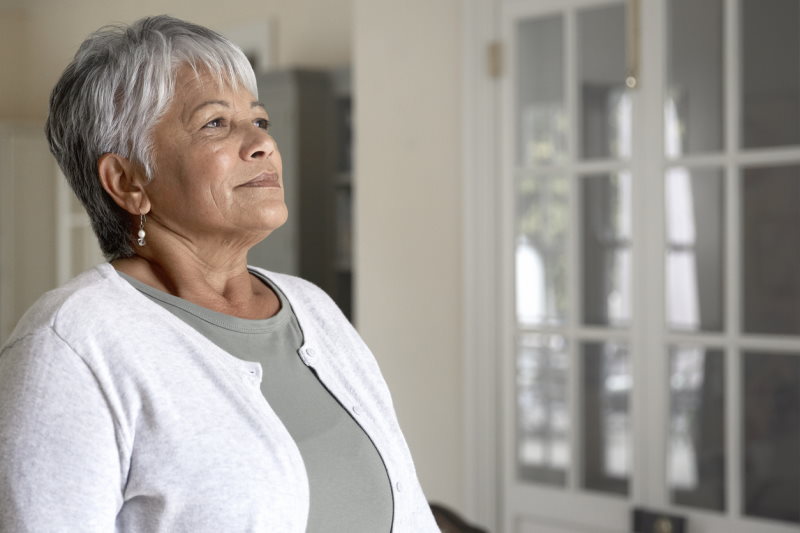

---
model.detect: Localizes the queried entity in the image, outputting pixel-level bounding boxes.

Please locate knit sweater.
[0,263,439,532]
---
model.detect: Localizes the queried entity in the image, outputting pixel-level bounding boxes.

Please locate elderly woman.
[0,15,439,533]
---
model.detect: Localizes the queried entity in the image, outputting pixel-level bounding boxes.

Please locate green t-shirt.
[119,271,393,532]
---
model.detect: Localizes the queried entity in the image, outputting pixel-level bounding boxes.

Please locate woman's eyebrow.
[184,100,266,121]
[184,100,229,122]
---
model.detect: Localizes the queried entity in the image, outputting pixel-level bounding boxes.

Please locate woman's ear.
[97,153,151,215]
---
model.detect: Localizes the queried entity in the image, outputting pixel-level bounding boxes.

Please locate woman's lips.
[238,172,280,188]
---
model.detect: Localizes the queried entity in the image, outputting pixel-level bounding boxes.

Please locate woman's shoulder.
[3,263,135,348]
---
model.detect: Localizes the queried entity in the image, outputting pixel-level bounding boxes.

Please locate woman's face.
[144,65,286,251]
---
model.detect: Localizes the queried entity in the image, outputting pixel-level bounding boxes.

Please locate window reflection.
[578,4,631,160]
[517,334,569,486]
[582,341,631,495]
[517,15,566,166]
[668,347,725,511]
[665,0,724,157]
[742,165,800,335]
[666,168,724,332]
[520,104,567,167]
[741,0,800,149]
[743,352,800,524]
[517,173,569,326]
[582,173,632,327]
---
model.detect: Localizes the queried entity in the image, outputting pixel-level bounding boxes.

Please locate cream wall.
[0,9,28,118]
[354,0,464,512]
[1,0,352,120]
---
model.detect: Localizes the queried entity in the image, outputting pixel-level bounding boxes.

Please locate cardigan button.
[395,481,403,492]
[352,405,361,415]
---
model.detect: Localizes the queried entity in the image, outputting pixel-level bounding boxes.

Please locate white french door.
[468,0,800,532]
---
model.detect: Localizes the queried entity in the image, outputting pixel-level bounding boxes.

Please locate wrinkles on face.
[142,65,286,256]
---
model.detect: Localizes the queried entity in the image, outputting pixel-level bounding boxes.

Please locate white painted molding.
[0,124,17,343]
[462,0,501,530]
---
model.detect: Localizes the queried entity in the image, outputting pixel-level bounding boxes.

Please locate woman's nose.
[242,127,276,160]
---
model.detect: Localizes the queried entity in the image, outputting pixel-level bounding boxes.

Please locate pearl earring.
[137,214,147,246]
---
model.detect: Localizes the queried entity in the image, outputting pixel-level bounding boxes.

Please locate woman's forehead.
[174,65,234,96]
[171,66,256,114]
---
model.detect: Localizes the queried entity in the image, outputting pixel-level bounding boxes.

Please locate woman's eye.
[204,118,224,129]
[255,118,270,130]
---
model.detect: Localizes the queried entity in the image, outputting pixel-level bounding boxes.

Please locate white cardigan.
[0,263,439,532]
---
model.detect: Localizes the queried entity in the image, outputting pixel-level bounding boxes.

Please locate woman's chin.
[251,206,290,235]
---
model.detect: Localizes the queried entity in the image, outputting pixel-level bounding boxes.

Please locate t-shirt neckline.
[116,269,292,334]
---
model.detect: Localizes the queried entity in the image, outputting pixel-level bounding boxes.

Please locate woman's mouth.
[238,172,280,188]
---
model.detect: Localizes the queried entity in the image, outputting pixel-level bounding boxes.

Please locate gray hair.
[45,15,257,261]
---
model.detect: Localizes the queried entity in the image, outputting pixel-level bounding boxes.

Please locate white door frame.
[462,0,502,530]
[464,1,800,532]
[0,123,18,343]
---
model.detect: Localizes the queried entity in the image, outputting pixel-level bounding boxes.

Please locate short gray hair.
[45,15,257,261]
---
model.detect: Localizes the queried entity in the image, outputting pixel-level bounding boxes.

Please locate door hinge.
[488,41,503,79]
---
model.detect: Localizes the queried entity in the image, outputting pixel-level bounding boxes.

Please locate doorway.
[465,1,800,532]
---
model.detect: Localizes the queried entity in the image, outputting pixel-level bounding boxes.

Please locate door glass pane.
[742,165,800,335]
[741,0,800,149]
[666,168,725,332]
[578,4,631,160]
[665,0,724,157]
[743,352,800,524]
[517,15,566,167]
[668,347,725,511]
[517,172,569,326]
[582,341,631,495]
[582,173,631,327]
[517,333,569,486]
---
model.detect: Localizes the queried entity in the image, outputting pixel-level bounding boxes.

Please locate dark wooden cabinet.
[248,68,353,319]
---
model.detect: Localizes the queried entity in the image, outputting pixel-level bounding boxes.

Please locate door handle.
[626,0,641,88]
[632,507,687,533]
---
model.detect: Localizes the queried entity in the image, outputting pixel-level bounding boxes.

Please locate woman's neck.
[112,248,278,319]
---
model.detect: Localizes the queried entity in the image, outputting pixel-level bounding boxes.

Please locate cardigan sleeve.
[0,329,123,532]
